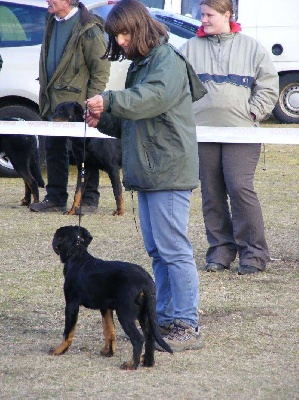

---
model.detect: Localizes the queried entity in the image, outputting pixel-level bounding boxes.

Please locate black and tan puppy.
[51,225,173,370]
[50,102,124,216]
[0,131,44,206]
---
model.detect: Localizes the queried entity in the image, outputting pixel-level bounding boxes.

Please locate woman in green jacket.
[86,0,205,352]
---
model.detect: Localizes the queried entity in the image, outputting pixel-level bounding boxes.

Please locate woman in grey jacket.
[180,0,279,274]
[86,0,206,352]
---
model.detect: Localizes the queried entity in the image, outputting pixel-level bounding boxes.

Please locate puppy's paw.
[120,360,138,370]
[48,347,61,355]
[48,345,68,355]
[63,209,75,215]
[141,358,155,367]
[20,198,30,206]
[112,209,125,216]
[100,345,114,358]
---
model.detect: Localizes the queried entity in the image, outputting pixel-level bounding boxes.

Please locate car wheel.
[273,73,299,124]
[0,104,44,177]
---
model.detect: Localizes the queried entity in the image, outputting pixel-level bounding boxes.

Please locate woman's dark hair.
[102,0,169,61]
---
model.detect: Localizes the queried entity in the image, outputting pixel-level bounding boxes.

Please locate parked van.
[234,0,299,124]
[173,0,299,123]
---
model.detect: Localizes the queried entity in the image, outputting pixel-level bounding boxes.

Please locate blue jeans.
[138,190,199,328]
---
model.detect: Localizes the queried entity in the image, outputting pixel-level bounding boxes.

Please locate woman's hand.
[85,94,104,127]
[84,109,99,128]
[86,94,104,116]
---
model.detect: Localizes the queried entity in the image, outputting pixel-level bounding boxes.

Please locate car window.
[89,5,113,22]
[0,2,45,47]
[152,14,198,39]
[139,0,165,7]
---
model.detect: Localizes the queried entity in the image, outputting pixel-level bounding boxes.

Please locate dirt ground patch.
[0,141,298,399]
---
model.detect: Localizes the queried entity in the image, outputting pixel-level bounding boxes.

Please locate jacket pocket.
[50,86,84,112]
[53,84,82,93]
[142,140,160,173]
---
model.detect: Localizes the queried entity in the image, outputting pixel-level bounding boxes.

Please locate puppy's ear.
[74,102,84,119]
[79,227,93,246]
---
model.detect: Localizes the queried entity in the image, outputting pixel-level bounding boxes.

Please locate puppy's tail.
[30,144,45,187]
[144,288,173,354]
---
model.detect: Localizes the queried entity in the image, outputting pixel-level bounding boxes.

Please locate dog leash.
[76,103,88,243]
[131,190,139,234]
[76,105,140,241]
[262,144,267,171]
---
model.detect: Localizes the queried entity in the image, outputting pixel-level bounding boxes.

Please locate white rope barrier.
[196,126,299,144]
[0,120,298,144]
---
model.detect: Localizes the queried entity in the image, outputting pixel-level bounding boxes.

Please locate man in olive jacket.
[30,0,110,213]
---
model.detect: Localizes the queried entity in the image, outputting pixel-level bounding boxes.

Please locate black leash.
[76,105,140,243]
[76,102,88,244]
[131,190,139,233]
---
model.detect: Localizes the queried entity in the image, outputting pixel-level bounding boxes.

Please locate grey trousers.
[198,142,269,271]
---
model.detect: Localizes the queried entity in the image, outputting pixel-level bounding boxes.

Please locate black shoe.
[75,204,98,215]
[238,265,261,275]
[29,199,66,213]
[205,262,228,272]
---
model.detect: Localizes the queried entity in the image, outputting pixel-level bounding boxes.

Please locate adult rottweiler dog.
[51,225,173,370]
[0,131,44,205]
[50,102,124,216]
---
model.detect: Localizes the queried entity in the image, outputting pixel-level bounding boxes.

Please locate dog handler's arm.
[86,95,122,139]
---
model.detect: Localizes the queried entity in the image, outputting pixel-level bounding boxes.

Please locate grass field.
[0,134,298,399]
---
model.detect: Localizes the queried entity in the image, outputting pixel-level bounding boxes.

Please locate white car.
[0,0,200,176]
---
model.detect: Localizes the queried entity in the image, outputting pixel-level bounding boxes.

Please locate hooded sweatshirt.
[180,22,279,127]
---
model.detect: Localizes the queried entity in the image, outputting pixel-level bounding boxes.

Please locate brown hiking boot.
[156,320,201,352]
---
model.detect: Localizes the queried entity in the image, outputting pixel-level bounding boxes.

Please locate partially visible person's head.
[200,0,233,16]
[47,0,78,18]
[103,0,169,61]
[199,0,233,35]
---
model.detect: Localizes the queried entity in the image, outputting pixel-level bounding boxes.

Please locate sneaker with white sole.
[156,319,201,352]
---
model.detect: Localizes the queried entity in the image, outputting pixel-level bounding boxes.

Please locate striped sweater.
[180,28,279,127]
